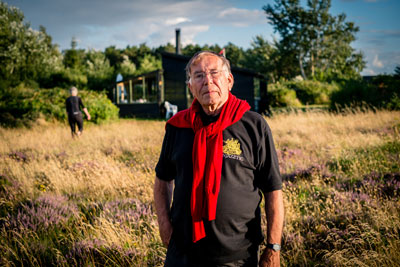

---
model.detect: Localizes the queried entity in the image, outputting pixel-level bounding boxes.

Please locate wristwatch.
[267,243,281,252]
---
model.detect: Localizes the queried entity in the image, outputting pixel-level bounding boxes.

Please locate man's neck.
[199,106,220,126]
[201,104,223,116]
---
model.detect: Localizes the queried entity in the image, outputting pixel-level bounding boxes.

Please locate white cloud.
[361,48,400,75]
[83,2,264,49]
[165,17,191,26]
[217,7,265,27]
[372,54,383,68]
[361,69,376,75]
[7,0,270,50]
[173,25,210,46]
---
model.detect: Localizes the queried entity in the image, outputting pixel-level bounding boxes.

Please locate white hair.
[69,86,78,95]
[185,51,232,85]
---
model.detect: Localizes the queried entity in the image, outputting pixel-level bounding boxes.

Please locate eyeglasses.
[191,70,225,82]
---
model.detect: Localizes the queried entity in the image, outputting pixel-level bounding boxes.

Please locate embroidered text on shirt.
[223,138,244,161]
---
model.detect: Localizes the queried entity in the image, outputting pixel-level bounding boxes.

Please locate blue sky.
[5,0,400,75]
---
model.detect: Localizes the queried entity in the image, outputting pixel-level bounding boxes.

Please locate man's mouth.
[202,90,218,96]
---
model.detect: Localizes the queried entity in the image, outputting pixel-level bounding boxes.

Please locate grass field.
[1,110,399,266]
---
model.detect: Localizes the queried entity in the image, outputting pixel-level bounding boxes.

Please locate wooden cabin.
[114,52,269,118]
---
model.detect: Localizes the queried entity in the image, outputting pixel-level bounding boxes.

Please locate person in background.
[65,86,91,138]
[154,51,284,267]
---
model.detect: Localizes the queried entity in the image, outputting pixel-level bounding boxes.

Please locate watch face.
[272,244,281,251]
[267,243,281,251]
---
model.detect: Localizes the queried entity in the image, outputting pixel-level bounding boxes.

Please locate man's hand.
[83,108,91,120]
[158,217,173,247]
[262,189,284,267]
[259,248,280,267]
[154,178,174,247]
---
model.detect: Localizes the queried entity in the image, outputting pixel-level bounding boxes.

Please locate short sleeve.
[79,97,85,109]
[255,120,282,193]
[155,124,176,181]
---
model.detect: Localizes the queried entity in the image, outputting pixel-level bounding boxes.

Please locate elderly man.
[154,51,284,267]
[65,86,91,138]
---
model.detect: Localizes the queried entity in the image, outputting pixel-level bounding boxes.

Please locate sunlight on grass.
[0,110,399,266]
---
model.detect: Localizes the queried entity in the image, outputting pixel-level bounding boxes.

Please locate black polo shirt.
[155,110,282,264]
[66,96,84,115]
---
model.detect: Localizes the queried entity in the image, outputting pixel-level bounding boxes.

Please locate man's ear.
[228,73,234,91]
[188,82,195,97]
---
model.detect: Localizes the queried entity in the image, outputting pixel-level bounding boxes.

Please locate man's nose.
[203,72,213,84]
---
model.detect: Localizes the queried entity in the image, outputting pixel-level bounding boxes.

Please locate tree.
[118,54,136,78]
[154,43,176,55]
[243,36,280,82]
[37,26,64,81]
[63,37,85,70]
[224,42,246,67]
[394,65,400,79]
[182,44,203,57]
[137,43,152,55]
[105,46,123,68]
[85,49,114,91]
[0,2,62,87]
[47,37,87,89]
[137,54,161,74]
[264,0,365,81]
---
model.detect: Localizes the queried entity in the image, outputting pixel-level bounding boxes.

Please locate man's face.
[188,55,233,111]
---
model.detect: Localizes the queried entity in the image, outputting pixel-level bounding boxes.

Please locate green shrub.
[331,76,400,110]
[288,80,339,105]
[387,93,400,110]
[268,80,339,107]
[0,85,39,127]
[330,79,369,110]
[32,87,69,121]
[45,68,88,89]
[0,85,119,127]
[268,82,302,107]
[79,90,119,123]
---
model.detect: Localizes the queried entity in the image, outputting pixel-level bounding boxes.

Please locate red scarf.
[167,93,250,242]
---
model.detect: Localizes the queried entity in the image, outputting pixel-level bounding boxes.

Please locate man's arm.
[259,189,284,267]
[83,108,91,120]
[154,177,173,247]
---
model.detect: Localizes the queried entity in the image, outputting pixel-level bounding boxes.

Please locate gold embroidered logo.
[223,138,242,156]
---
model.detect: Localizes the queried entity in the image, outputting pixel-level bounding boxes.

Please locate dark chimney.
[175,28,181,55]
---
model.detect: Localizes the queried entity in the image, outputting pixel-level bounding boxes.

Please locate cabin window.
[116,72,159,104]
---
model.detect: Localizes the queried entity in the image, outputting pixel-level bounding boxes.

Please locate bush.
[268,82,302,107]
[0,85,39,127]
[79,90,119,123]
[331,76,400,110]
[288,80,339,105]
[268,80,339,107]
[0,85,119,127]
[44,68,88,89]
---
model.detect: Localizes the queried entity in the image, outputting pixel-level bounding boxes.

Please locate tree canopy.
[0,1,62,88]
[264,0,365,81]
[1,0,371,90]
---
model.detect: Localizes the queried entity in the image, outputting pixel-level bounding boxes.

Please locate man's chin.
[200,99,218,107]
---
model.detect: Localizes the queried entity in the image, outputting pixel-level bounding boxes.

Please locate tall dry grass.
[269,110,399,173]
[0,119,164,203]
[0,110,399,266]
